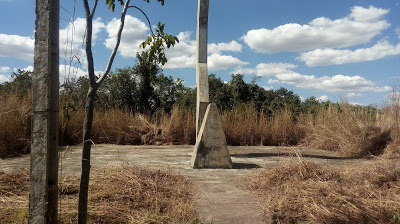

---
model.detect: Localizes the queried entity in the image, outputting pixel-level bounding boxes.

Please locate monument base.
[191,103,232,169]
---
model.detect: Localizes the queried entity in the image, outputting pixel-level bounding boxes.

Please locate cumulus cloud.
[0,34,34,61]
[317,95,329,102]
[236,62,391,93]
[59,65,88,81]
[346,92,363,98]
[242,6,390,53]
[60,17,104,52]
[0,66,11,73]
[164,31,247,71]
[208,41,242,54]
[104,15,148,57]
[275,72,391,93]
[262,86,274,90]
[298,40,400,66]
[208,54,248,71]
[396,27,400,39]
[163,55,195,69]
[0,66,11,83]
[59,17,105,70]
[233,63,296,76]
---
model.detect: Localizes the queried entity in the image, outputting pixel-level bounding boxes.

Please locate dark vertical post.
[29,0,59,223]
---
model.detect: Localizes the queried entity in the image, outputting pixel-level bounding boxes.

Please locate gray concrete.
[1,145,379,224]
[196,0,210,136]
[30,0,60,223]
[192,103,233,168]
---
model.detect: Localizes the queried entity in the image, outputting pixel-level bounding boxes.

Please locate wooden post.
[29,0,59,223]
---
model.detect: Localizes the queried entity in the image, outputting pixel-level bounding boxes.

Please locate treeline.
[1,60,398,158]
[1,67,335,118]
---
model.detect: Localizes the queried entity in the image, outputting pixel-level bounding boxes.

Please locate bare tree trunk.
[78,1,129,223]
[78,86,97,223]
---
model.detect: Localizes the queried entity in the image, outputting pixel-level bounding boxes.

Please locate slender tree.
[78,0,178,223]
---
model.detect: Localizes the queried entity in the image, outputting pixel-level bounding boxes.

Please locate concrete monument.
[192,0,232,169]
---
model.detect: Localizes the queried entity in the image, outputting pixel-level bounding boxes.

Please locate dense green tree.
[0,69,33,97]
[134,51,161,113]
[105,66,138,112]
[229,74,251,105]
[208,74,232,110]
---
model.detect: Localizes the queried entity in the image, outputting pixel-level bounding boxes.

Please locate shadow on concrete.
[232,162,261,169]
[231,152,356,160]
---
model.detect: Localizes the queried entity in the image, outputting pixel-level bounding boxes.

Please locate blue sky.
[1,0,400,106]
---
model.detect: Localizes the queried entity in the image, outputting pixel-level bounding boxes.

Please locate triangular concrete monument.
[191,103,233,169]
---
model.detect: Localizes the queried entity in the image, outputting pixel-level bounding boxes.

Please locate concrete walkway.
[0,145,373,223]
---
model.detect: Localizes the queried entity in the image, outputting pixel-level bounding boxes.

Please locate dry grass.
[222,105,305,146]
[302,103,391,157]
[0,94,31,158]
[2,91,400,159]
[0,167,200,223]
[248,160,400,224]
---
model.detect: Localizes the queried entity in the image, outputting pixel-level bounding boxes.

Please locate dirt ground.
[0,145,380,224]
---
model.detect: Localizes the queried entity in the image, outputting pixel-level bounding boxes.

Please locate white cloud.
[164,31,247,70]
[208,54,248,71]
[267,79,280,84]
[346,92,363,98]
[59,65,88,81]
[242,6,390,53]
[0,66,10,73]
[104,15,148,57]
[0,75,9,83]
[21,66,33,72]
[238,62,391,93]
[298,40,400,66]
[164,53,248,71]
[275,72,391,93]
[0,34,34,61]
[317,95,329,102]
[60,17,105,53]
[163,55,195,69]
[263,86,274,90]
[396,26,400,39]
[59,17,105,70]
[233,63,297,76]
[208,41,242,54]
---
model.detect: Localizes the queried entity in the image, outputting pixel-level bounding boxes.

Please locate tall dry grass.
[379,87,400,157]
[0,167,200,223]
[2,90,400,158]
[0,93,31,158]
[302,103,391,157]
[221,105,305,146]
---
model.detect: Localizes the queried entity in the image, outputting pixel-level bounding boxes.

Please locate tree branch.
[128,5,154,35]
[97,0,130,85]
[90,0,98,18]
[83,0,96,86]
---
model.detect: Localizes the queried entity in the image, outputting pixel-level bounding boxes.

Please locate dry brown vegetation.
[1,90,400,159]
[0,167,200,223]
[248,160,400,224]
[0,93,31,158]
